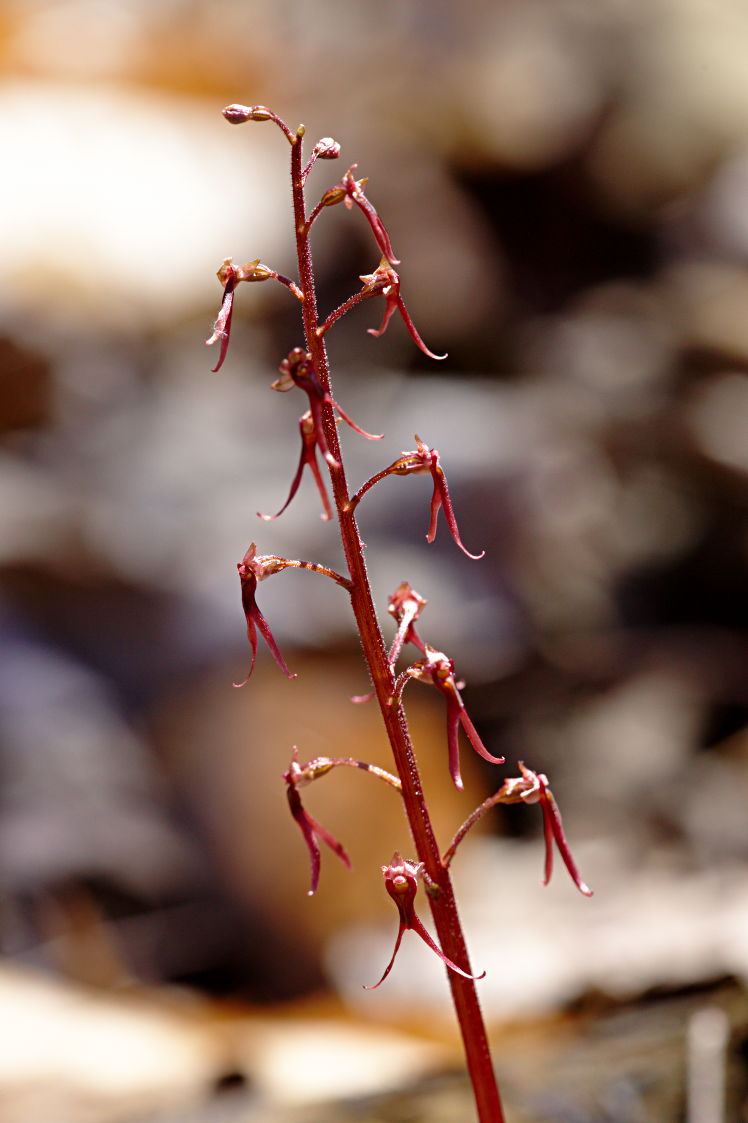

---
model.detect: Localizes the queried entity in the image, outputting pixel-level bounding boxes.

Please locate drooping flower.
[352,436,484,560]
[497,764,593,896]
[359,259,446,361]
[258,410,332,522]
[235,543,296,685]
[273,348,382,468]
[386,582,428,666]
[327,166,400,266]
[443,763,593,896]
[352,582,429,705]
[398,645,504,791]
[283,748,351,895]
[364,853,485,989]
[206,258,302,373]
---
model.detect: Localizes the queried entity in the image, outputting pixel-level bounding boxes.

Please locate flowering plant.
[208,104,591,1122]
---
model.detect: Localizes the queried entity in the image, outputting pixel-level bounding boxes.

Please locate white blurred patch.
[0,80,287,330]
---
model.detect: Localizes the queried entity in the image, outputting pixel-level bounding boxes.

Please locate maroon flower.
[386,582,428,666]
[364,853,485,989]
[258,410,332,522]
[444,763,592,896]
[359,260,446,362]
[206,258,302,373]
[352,436,484,560]
[205,259,240,373]
[235,543,296,685]
[283,748,351,895]
[273,348,382,468]
[399,645,504,791]
[498,764,593,896]
[332,166,400,266]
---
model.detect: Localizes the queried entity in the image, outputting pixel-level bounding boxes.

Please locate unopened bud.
[320,186,346,207]
[222,104,273,124]
[314,137,341,160]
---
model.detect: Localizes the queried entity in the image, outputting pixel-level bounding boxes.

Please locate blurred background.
[1,0,748,1120]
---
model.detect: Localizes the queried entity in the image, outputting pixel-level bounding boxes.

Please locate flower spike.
[397,645,504,790]
[359,260,447,361]
[235,543,296,685]
[273,348,382,468]
[284,748,351,895]
[364,853,485,989]
[352,436,483,560]
[259,410,332,522]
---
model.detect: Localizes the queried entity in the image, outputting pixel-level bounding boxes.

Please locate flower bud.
[314,137,341,160]
[236,259,274,282]
[222,104,274,124]
[320,186,346,207]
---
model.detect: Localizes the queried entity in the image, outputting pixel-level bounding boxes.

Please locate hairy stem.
[289,127,505,1123]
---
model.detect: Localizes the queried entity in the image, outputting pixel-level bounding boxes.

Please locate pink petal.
[233,596,258,687]
[433,469,485,560]
[329,395,383,440]
[538,781,593,897]
[367,292,399,338]
[446,698,464,791]
[363,921,406,990]
[352,194,400,266]
[409,914,485,981]
[458,707,505,766]
[395,295,446,361]
[205,280,236,372]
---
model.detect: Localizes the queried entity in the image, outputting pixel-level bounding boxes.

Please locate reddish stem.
[289,126,505,1123]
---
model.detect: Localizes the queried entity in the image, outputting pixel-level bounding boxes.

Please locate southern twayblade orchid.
[283,748,401,894]
[283,748,351,895]
[359,259,447,361]
[351,436,484,560]
[364,853,485,989]
[351,582,428,704]
[236,543,295,686]
[258,410,332,522]
[206,258,302,373]
[273,348,382,468]
[394,644,505,791]
[320,165,400,266]
[386,581,428,666]
[443,762,593,897]
[235,544,351,686]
